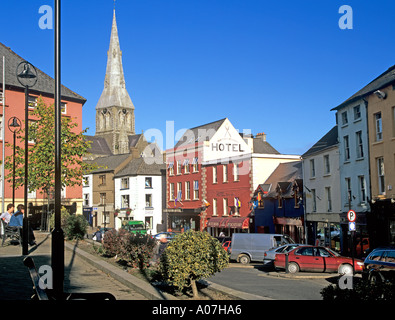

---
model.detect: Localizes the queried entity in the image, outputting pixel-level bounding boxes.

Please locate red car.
[222,240,231,253]
[274,246,364,275]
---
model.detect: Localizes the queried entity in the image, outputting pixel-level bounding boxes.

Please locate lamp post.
[16,61,37,256]
[8,116,21,207]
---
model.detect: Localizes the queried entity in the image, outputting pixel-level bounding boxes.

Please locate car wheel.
[287,262,299,274]
[338,264,353,276]
[238,254,250,265]
[368,272,383,284]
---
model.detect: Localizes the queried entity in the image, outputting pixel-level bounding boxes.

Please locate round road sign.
[347,210,356,222]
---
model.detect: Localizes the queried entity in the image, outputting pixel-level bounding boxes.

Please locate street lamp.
[16,61,37,256]
[8,116,21,207]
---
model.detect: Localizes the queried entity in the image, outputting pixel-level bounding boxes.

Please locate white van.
[230,233,294,264]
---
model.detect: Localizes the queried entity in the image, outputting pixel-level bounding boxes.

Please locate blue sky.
[2,0,395,154]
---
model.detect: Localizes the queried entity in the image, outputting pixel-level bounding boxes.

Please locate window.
[0,115,2,140]
[145,177,152,188]
[28,95,37,108]
[83,176,90,187]
[177,182,182,200]
[213,166,217,184]
[375,112,383,141]
[311,189,317,212]
[61,102,67,114]
[83,193,90,206]
[233,163,239,181]
[192,157,199,172]
[345,178,352,204]
[169,183,175,200]
[278,196,283,208]
[193,180,199,199]
[359,176,366,203]
[168,162,174,176]
[184,159,190,174]
[297,247,314,256]
[353,105,361,120]
[344,136,350,161]
[185,181,190,200]
[310,159,315,178]
[99,193,106,205]
[213,198,217,216]
[341,111,348,125]
[392,107,395,137]
[176,161,182,175]
[223,165,228,183]
[146,194,152,208]
[377,157,385,195]
[325,187,332,212]
[356,131,364,158]
[257,192,264,208]
[99,175,106,185]
[324,155,330,174]
[223,198,228,216]
[121,178,129,189]
[121,194,130,208]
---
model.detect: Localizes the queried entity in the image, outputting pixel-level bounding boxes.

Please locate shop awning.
[207,216,249,229]
[274,217,303,226]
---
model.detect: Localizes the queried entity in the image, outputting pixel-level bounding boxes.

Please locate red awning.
[207,216,249,229]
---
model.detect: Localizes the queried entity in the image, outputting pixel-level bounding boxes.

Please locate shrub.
[160,230,229,298]
[64,214,89,240]
[49,207,70,230]
[321,278,395,300]
[102,229,156,269]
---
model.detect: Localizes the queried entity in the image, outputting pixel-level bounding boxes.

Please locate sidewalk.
[0,231,147,300]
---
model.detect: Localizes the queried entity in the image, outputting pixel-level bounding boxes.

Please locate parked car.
[274,246,364,275]
[363,247,395,283]
[230,233,294,264]
[263,244,306,266]
[152,232,177,242]
[222,240,231,253]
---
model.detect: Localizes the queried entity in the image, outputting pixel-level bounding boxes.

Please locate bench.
[1,219,21,247]
[23,256,116,300]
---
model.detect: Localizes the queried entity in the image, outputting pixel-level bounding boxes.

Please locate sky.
[1,0,395,155]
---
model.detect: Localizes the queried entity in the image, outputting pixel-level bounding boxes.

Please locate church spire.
[95,8,136,153]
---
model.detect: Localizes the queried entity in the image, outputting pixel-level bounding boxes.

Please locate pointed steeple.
[95,8,136,151]
[96,9,134,112]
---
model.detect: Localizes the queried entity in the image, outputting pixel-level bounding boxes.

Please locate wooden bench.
[23,256,116,300]
[1,219,21,247]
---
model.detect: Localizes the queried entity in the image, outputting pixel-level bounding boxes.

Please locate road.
[208,263,334,300]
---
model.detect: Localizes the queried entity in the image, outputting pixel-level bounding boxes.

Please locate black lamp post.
[7,116,21,207]
[52,0,64,298]
[16,61,37,256]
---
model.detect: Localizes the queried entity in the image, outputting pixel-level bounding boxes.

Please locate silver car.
[263,244,306,266]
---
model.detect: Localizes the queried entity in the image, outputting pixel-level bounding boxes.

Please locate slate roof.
[114,157,166,178]
[85,153,132,173]
[302,125,338,158]
[252,138,280,154]
[174,118,227,149]
[263,161,303,198]
[331,64,395,111]
[0,42,86,103]
[85,135,113,156]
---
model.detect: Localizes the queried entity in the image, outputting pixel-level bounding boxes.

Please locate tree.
[160,230,229,298]
[3,96,96,195]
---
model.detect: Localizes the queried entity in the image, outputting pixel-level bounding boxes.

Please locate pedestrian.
[9,204,37,246]
[157,234,169,257]
[92,226,102,243]
[0,203,14,224]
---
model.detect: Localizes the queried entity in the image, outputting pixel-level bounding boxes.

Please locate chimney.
[256,132,267,142]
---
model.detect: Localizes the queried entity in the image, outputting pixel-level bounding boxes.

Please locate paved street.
[0,231,147,300]
[209,263,334,300]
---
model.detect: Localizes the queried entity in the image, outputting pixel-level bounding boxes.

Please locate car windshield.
[325,248,340,257]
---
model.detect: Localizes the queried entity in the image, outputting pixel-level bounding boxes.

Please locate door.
[317,247,338,272]
[294,247,324,272]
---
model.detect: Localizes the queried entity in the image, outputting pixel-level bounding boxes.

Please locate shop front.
[207,216,250,237]
[165,208,201,233]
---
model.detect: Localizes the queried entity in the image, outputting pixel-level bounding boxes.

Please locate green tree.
[3,96,97,195]
[160,230,229,298]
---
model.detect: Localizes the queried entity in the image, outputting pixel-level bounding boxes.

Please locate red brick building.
[0,42,86,214]
[165,118,300,236]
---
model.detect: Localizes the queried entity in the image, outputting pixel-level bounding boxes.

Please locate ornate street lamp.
[7,116,21,207]
[16,61,37,256]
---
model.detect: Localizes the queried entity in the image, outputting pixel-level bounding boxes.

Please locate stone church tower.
[95,9,135,155]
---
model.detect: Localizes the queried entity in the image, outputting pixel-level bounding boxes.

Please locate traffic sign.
[349,222,356,232]
[347,210,356,222]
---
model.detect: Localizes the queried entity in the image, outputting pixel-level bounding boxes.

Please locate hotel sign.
[211,143,245,152]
